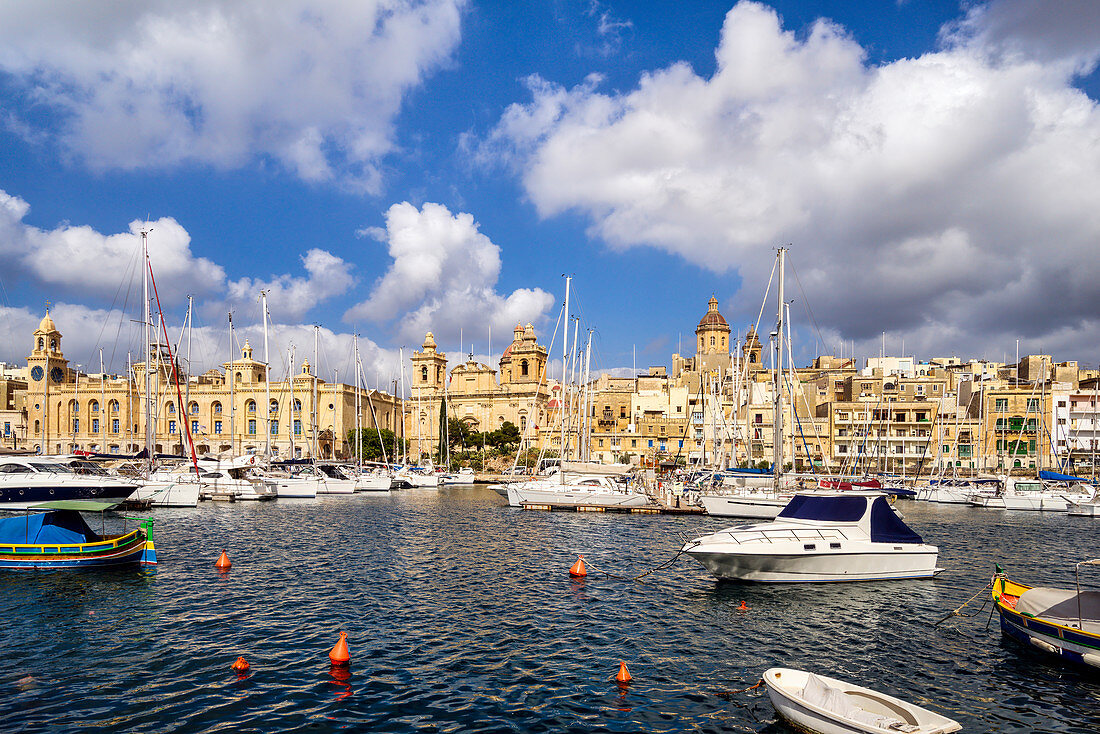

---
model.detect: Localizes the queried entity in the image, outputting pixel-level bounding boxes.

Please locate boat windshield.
[1015,482,1043,493]
[777,495,866,522]
[30,463,76,474]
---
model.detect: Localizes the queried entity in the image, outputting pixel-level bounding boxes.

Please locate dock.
[520,501,705,515]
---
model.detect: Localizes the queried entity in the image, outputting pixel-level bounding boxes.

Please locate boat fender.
[1029,637,1059,655]
[1081,652,1100,668]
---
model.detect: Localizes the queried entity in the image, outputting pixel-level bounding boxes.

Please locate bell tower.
[411,332,447,391]
[28,308,70,393]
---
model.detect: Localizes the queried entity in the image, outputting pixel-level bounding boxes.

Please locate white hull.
[274,482,316,498]
[316,478,356,494]
[700,494,787,518]
[687,546,939,582]
[355,473,393,492]
[1068,502,1100,517]
[973,493,1090,511]
[134,480,201,507]
[396,471,440,488]
[916,488,980,504]
[764,668,960,734]
[507,485,650,508]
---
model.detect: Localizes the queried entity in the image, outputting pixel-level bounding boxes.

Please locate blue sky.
[2,0,1099,386]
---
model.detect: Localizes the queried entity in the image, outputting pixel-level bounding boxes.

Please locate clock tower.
[28,309,70,392]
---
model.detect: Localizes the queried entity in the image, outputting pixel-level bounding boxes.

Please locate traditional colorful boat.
[992,562,1100,668]
[0,500,156,570]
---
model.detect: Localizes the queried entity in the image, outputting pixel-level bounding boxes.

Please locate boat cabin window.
[778,495,866,522]
[1015,481,1042,492]
[0,463,33,473]
[202,472,223,479]
[803,543,816,550]
[30,463,75,473]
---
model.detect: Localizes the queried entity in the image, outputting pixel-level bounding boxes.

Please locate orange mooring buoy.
[231,656,250,672]
[215,550,232,570]
[329,631,351,665]
[737,600,750,612]
[616,661,632,685]
[569,555,588,577]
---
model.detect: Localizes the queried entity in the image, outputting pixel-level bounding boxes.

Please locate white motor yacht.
[915,478,999,504]
[700,488,791,519]
[441,467,477,486]
[683,492,940,583]
[0,456,138,509]
[971,477,1093,511]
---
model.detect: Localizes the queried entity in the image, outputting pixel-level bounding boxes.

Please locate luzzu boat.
[0,500,156,570]
[992,562,1100,668]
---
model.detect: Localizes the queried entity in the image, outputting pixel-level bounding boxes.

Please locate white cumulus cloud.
[0,0,466,189]
[225,248,356,323]
[0,189,225,305]
[483,0,1100,359]
[345,201,555,344]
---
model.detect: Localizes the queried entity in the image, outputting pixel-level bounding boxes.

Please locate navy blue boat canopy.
[778,495,866,522]
[868,497,923,544]
[1038,470,1088,482]
[0,510,100,545]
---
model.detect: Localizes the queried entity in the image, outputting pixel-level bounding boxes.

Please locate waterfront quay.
[4,302,1098,480]
[2,488,1098,733]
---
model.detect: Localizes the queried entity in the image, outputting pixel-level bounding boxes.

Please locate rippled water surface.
[4,489,1100,732]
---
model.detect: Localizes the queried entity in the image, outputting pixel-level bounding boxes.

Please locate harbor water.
[3,488,1100,733]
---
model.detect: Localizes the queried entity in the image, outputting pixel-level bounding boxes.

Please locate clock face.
[30,366,43,381]
[50,366,65,384]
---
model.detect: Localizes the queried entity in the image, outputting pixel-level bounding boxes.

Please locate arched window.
[189,402,199,415]
[34,420,40,434]
[749,353,757,363]
[421,366,428,381]
[235,371,242,383]
[710,336,715,346]
[246,400,256,413]
[166,402,176,414]
[293,399,302,412]
[520,416,527,430]
[521,360,529,376]
[109,400,119,413]
[90,400,99,413]
[37,337,43,350]
[212,401,222,414]
[70,399,79,414]
[269,399,278,414]
[436,366,441,382]
[50,338,57,351]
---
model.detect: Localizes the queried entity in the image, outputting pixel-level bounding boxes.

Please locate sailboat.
[504,276,650,508]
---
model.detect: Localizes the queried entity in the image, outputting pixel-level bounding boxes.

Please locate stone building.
[13,310,400,459]
[405,324,552,461]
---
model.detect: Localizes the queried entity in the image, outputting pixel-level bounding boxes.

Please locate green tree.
[347,428,406,462]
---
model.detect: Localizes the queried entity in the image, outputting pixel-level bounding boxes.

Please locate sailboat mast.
[99,349,105,446]
[399,347,406,464]
[313,325,319,459]
[141,229,153,474]
[228,312,235,456]
[582,330,592,461]
[773,247,787,491]
[289,345,295,459]
[355,335,362,470]
[185,295,192,427]
[561,276,571,479]
[261,290,271,461]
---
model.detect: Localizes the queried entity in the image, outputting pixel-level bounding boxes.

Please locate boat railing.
[713,526,852,545]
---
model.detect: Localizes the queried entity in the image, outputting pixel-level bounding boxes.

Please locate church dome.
[696,297,729,331]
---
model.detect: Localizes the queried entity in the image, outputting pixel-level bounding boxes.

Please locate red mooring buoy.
[616,661,632,685]
[231,656,250,672]
[215,550,232,570]
[329,631,351,666]
[569,555,588,578]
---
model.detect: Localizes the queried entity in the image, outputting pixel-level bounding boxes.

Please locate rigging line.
[109,250,142,376]
[787,259,829,360]
[516,301,565,473]
[87,244,143,374]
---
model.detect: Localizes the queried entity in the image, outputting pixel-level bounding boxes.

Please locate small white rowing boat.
[763,668,960,734]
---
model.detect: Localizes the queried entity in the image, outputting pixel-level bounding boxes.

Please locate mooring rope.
[585,545,694,583]
[933,579,993,627]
